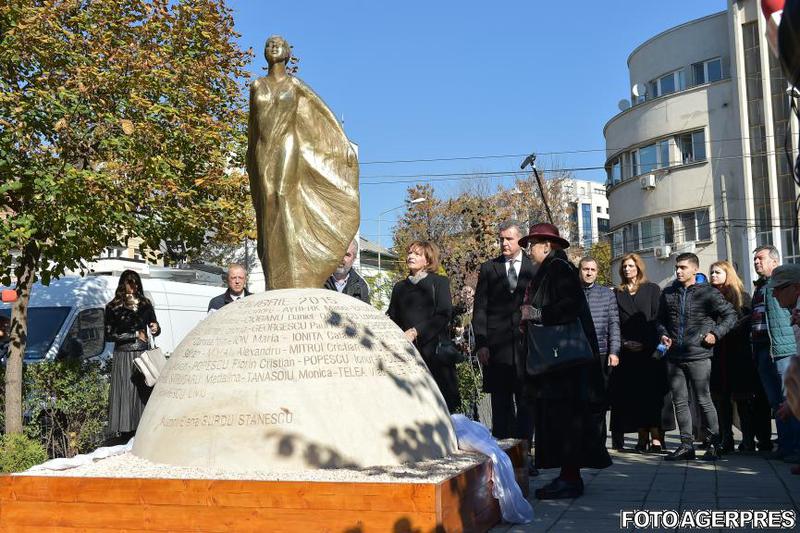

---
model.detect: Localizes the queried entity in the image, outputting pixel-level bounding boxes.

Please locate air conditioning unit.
[654,245,672,259]
[640,174,656,190]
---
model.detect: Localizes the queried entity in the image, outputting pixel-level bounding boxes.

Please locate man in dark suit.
[473,220,535,448]
[208,263,251,313]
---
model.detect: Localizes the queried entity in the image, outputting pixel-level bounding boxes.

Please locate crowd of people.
[465,219,800,499]
[98,221,800,501]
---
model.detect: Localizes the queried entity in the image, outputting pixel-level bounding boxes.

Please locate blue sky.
[229,0,722,249]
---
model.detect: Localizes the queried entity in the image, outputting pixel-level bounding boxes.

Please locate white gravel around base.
[16,447,504,483]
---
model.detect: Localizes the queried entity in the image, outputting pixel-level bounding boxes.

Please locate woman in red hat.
[519,223,612,499]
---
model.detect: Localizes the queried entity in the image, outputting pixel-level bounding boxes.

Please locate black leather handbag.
[525,259,594,376]
[525,319,593,376]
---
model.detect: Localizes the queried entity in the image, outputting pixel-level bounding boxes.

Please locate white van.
[0,275,224,362]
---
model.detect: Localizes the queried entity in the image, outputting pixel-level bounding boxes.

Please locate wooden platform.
[0,440,528,532]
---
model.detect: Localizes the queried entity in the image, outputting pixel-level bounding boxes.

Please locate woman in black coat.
[709,260,771,453]
[387,240,460,412]
[610,253,674,453]
[105,270,161,440]
[519,224,611,500]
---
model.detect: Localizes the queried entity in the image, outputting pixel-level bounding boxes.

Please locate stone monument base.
[0,440,528,532]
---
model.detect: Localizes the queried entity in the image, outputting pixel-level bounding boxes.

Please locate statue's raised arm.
[247,35,360,290]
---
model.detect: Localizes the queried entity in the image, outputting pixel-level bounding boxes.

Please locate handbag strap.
[147,327,157,350]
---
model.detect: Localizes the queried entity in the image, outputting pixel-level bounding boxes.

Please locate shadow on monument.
[256,308,478,531]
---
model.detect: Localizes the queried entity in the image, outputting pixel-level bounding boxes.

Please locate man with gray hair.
[208,263,251,312]
[473,219,535,457]
[752,245,800,461]
[324,239,370,304]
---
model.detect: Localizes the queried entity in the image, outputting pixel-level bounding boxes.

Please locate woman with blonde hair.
[610,253,674,452]
[709,260,771,453]
[387,240,460,412]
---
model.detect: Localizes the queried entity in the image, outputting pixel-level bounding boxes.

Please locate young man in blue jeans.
[658,253,736,461]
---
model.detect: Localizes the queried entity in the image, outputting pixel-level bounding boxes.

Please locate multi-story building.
[604,1,798,286]
[564,178,611,250]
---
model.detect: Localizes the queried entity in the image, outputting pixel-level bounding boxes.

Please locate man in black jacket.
[473,220,535,446]
[208,264,251,312]
[658,253,736,461]
[323,239,370,304]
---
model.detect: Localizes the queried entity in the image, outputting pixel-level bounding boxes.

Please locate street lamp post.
[377,197,426,274]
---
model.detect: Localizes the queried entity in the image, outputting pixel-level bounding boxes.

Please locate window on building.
[663,217,675,244]
[637,144,658,175]
[623,223,640,253]
[597,218,610,241]
[679,212,697,242]
[692,57,723,86]
[668,208,711,243]
[649,69,686,98]
[581,203,593,249]
[639,219,654,249]
[697,208,711,241]
[658,139,671,168]
[629,150,638,178]
[676,129,707,164]
[596,206,602,214]
[612,231,623,257]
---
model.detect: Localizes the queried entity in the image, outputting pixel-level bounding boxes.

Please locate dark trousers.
[712,391,772,448]
[668,358,719,442]
[737,388,772,447]
[491,389,534,444]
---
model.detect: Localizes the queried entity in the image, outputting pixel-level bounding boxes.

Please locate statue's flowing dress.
[247,75,359,289]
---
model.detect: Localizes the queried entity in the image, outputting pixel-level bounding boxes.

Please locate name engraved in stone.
[158,411,293,428]
[164,373,201,385]
[206,372,245,384]
[325,341,362,353]
[247,370,295,382]
[269,322,311,332]
[337,366,365,378]
[289,342,324,354]
[239,347,284,358]
[298,368,333,379]
[259,357,295,368]
[157,387,207,400]
[302,354,349,366]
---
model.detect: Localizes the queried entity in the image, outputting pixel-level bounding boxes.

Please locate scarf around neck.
[408,270,429,285]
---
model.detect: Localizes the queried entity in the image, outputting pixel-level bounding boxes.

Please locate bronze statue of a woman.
[247,35,359,290]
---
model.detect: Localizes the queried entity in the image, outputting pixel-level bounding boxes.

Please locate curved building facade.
[604,1,798,286]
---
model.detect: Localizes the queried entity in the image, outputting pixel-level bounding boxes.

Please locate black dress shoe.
[634,441,649,454]
[702,444,720,461]
[535,478,582,500]
[665,444,696,461]
[738,440,756,453]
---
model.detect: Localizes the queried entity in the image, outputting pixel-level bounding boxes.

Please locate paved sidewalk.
[491,433,800,533]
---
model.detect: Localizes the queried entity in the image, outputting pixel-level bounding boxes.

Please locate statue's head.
[264,35,291,65]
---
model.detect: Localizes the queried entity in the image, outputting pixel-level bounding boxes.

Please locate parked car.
[0,275,223,363]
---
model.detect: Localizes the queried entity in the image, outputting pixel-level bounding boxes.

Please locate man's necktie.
[508,261,518,292]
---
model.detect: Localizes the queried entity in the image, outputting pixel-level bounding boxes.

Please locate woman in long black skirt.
[105,270,160,441]
[519,223,611,500]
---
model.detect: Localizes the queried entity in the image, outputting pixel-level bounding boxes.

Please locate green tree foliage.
[24,359,109,458]
[588,240,613,287]
[0,433,47,473]
[0,0,252,433]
